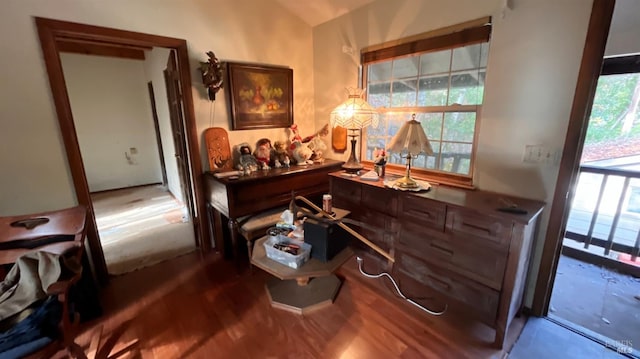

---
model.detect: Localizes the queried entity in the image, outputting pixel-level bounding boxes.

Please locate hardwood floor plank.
[66,251,523,358]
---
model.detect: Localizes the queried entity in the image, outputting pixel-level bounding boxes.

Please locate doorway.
[532,0,640,356]
[36,17,210,284]
[58,49,197,275]
[547,55,640,355]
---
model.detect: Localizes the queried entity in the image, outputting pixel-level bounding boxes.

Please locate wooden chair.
[238,206,289,270]
[0,205,88,359]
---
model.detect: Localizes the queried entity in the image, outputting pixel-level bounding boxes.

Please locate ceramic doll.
[253,138,272,170]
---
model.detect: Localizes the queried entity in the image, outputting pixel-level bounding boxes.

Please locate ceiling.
[275,0,375,27]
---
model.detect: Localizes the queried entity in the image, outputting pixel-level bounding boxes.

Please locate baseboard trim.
[90,182,163,195]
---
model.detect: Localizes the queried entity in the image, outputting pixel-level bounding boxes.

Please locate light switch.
[523,145,559,165]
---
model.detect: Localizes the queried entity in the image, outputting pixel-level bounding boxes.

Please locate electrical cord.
[356,256,447,316]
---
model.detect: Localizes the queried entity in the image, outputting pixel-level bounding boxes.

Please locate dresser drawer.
[445,208,512,249]
[361,185,398,216]
[395,252,499,324]
[331,178,361,206]
[398,194,446,231]
[355,209,398,253]
[398,221,507,290]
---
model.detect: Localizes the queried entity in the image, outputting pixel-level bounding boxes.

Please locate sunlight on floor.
[91,185,196,275]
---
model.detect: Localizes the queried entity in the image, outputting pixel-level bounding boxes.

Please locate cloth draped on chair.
[0,250,81,321]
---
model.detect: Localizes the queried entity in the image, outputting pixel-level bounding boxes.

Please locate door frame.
[147,82,168,187]
[35,17,211,285]
[163,53,194,216]
[531,0,615,315]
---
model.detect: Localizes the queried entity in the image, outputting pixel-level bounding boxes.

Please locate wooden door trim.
[35,17,210,285]
[531,0,615,316]
[147,82,168,186]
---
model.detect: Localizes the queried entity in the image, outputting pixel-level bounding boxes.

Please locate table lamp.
[330,88,379,174]
[387,114,433,189]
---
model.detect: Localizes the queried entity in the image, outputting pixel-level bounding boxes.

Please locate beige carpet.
[91,185,196,275]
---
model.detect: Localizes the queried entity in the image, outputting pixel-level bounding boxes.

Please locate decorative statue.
[253,138,273,170]
[306,137,327,163]
[373,148,387,166]
[373,148,387,177]
[288,123,330,165]
[291,140,314,165]
[273,140,288,168]
[199,51,223,101]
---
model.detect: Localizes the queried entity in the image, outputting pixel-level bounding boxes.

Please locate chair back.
[0,206,87,266]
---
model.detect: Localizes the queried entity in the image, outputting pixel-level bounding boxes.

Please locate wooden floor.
[64,251,525,359]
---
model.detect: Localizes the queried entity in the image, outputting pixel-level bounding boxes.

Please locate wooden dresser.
[329,173,544,348]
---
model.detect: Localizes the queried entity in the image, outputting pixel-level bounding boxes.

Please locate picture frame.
[226,62,293,130]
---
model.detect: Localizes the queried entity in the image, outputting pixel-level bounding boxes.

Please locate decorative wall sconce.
[199,51,223,101]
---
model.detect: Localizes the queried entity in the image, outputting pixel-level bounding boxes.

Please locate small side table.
[250,209,353,314]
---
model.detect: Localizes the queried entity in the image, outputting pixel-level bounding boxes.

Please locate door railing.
[565,164,640,261]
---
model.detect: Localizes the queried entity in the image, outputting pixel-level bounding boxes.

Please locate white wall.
[0,0,314,215]
[61,53,163,192]
[142,48,183,202]
[313,0,594,307]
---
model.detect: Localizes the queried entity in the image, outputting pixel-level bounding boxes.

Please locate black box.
[303,218,352,262]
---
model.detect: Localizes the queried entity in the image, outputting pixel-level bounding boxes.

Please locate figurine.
[373,148,387,177]
[291,140,314,165]
[306,137,327,163]
[273,140,288,167]
[237,143,258,174]
[253,138,272,170]
[199,51,223,101]
[373,148,387,166]
[288,123,330,165]
[283,155,291,167]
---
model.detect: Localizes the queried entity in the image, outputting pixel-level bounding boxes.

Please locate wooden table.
[250,208,352,314]
[203,159,344,258]
[252,236,353,314]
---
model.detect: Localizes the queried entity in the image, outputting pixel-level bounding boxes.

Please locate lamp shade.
[330,88,379,129]
[387,117,434,156]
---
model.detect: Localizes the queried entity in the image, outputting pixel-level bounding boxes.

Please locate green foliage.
[586,74,640,144]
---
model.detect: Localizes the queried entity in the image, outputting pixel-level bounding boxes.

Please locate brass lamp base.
[392,153,421,189]
[393,175,420,189]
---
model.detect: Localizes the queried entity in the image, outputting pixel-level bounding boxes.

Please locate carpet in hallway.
[92,185,196,275]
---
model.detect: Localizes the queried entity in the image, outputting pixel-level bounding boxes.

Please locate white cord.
[356,256,447,316]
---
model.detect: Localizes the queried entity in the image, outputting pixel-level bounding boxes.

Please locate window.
[360,18,492,187]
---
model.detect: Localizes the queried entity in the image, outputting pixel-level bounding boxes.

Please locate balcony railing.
[564,164,640,267]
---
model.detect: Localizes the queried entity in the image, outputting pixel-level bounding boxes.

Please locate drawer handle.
[407,210,433,219]
[429,243,453,256]
[427,275,451,290]
[461,221,493,235]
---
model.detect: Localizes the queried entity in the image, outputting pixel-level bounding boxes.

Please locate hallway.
[91,184,195,275]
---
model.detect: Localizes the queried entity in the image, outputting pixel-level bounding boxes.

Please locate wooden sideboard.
[329,173,545,348]
[203,159,343,258]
